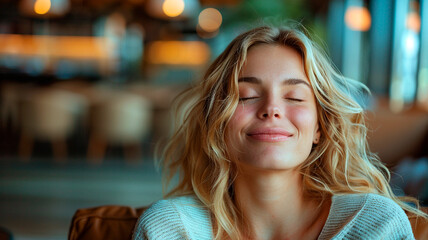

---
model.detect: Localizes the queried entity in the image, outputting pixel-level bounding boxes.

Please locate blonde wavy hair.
[160,24,427,239]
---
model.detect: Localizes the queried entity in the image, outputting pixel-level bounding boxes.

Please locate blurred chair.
[87,91,151,164]
[18,87,87,162]
[366,98,428,167]
[68,205,147,240]
[126,83,184,150]
[0,82,31,130]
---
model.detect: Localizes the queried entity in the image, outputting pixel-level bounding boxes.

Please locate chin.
[240,155,303,171]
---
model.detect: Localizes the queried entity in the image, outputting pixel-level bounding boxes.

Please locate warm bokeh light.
[0,34,111,60]
[162,0,185,17]
[406,12,421,32]
[196,24,218,39]
[147,41,210,65]
[198,8,222,32]
[34,0,51,15]
[345,6,371,31]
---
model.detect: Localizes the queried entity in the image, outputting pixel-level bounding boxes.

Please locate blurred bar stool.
[18,87,87,162]
[87,91,152,164]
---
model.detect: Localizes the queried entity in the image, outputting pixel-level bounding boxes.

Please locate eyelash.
[287,98,303,102]
[239,97,257,101]
[238,97,303,102]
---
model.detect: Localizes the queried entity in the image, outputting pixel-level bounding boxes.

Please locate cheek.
[225,105,252,152]
[228,105,251,130]
[225,108,242,160]
[288,106,318,133]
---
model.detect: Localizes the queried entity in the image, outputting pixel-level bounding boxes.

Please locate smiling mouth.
[248,133,292,142]
[247,128,293,142]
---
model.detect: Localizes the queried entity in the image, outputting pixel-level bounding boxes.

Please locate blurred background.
[0,0,428,239]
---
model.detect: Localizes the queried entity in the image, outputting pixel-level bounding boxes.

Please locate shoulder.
[333,193,402,211]
[321,193,414,240]
[132,195,213,240]
[335,193,409,221]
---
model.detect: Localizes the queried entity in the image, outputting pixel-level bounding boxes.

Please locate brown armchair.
[68,205,428,240]
[68,205,147,240]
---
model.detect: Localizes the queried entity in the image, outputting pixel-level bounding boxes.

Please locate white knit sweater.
[133,193,415,240]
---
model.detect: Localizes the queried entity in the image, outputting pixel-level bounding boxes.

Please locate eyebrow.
[238,77,311,88]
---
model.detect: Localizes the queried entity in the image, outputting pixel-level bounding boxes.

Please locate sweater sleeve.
[358,194,415,240]
[330,194,415,240]
[132,199,190,240]
[132,196,213,240]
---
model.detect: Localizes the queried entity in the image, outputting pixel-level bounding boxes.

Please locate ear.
[313,124,321,144]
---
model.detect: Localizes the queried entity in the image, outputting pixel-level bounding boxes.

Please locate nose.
[257,97,282,119]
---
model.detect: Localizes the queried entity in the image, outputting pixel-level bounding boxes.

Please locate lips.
[247,128,293,142]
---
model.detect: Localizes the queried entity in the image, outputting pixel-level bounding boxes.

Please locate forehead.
[240,44,308,84]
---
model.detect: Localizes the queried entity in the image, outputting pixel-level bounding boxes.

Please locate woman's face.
[226,44,320,171]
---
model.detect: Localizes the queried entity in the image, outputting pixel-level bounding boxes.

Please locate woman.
[133,24,427,239]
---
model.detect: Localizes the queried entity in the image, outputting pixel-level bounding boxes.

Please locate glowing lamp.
[345,6,371,31]
[147,41,210,65]
[34,0,51,14]
[162,0,185,17]
[406,12,421,32]
[198,8,222,32]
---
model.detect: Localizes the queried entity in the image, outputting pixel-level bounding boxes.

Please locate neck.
[234,167,329,240]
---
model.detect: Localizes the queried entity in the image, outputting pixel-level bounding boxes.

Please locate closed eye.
[287,98,304,102]
[239,97,258,101]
